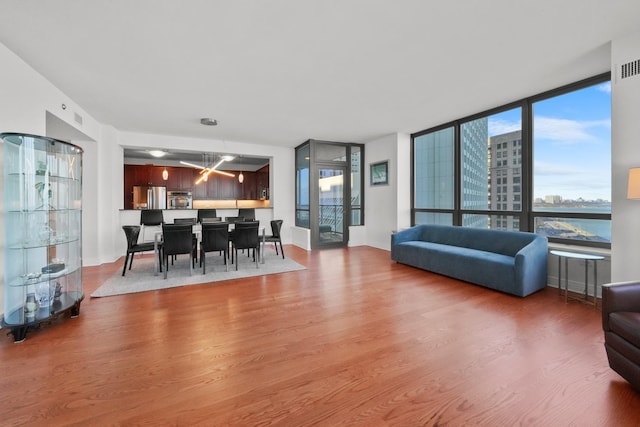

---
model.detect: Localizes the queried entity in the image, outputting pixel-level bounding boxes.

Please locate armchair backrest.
[122,225,141,249]
[161,224,194,256]
[174,218,196,225]
[226,216,244,223]
[140,209,164,226]
[238,208,256,221]
[197,209,218,223]
[270,220,283,238]
[201,222,229,252]
[233,222,259,249]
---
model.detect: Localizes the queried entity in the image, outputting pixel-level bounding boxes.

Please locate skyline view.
[487,82,611,202]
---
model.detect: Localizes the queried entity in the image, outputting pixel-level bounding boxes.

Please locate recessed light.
[200,118,218,126]
[148,150,167,158]
[221,155,235,161]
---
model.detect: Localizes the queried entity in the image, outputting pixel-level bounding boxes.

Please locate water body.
[535,205,611,242]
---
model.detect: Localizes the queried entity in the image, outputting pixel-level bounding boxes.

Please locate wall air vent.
[621,59,640,80]
[74,112,83,125]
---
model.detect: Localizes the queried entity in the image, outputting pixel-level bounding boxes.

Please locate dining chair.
[238,208,256,221]
[200,217,222,223]
[264,219,284,259]
[161,224,197,279]
[197,209,218,223]
[230,221,260,270]
[140,209,164,242]
[225,216,244,223]
[200,222,230,273]
[174,217,196,224]
[121,225,162,276]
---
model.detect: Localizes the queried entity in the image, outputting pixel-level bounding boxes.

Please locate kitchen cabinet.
[1,133,84,342]
[179,168,195,190]
[150,166,169,186]
[124,164,270,203]
[217,175,238,199]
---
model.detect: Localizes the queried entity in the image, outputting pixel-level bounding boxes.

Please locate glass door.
[315,165,347,247]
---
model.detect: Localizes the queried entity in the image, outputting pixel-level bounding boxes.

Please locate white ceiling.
[1,1,638,148]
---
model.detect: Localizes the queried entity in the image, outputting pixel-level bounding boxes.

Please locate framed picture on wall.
[370,160,389,186]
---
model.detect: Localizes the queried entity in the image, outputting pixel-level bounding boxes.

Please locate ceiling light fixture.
[162,167,169,180]
[200,118,218,126]
[180,155,235,184]
[149,150,167,158]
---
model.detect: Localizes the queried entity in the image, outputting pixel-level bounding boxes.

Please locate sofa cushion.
[394,241,516,292]
[417,225,536,257]
[609,312,640,349]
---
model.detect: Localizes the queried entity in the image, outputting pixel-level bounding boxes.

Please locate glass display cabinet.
[1,133,83,342]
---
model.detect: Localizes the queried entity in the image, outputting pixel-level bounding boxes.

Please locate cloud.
[534,161,581,176]
[488,118,521,136]
[533,116,610,143]
[597,82,611,93]
[534,161,610,200]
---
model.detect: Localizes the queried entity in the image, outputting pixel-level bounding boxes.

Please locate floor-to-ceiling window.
[412,73,611,248]
[295,140,364,249]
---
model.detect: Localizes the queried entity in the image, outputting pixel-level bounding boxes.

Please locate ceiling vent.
[621,59,640,80]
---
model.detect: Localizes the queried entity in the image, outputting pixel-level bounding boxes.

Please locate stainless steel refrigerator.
[133,185,167,209]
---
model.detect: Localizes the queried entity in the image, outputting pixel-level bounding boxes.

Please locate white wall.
[363,133,411,250]
[117,131,295,249]
[611,31,640,282]
[0,41,104,315]
[0,41,296,320]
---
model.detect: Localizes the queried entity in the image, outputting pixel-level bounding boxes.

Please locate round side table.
[550,250,604,307]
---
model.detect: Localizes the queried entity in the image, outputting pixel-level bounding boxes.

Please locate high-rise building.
[488,130,522,230]
[461,117,489,227]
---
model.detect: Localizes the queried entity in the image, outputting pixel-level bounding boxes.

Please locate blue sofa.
[391,224,548,297]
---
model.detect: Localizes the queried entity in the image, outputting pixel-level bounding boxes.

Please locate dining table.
[153,223,266,275]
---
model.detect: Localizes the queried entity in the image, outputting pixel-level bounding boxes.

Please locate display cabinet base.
[1,292,84,342]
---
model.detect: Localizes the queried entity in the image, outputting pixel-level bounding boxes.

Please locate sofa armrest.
[602,281,640,331]
[513,235,548,295]
[391,226,422,246]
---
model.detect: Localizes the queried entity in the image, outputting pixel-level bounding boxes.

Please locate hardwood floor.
[1,245,639,426]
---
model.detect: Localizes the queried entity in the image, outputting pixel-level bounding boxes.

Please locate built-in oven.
[167,191,193,209]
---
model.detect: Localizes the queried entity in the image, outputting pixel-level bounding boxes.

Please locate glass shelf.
[1,133,84,342]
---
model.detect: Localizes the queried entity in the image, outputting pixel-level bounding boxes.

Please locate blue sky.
[487,82,611,201]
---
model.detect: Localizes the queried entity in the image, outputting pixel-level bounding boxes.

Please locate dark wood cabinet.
[124,164,270,205]
[217,175,237,199]
[238,172,256,199]
[150,166,168,186]
[179,168,195,190]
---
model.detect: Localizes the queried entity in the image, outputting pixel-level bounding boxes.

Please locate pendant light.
[162,167,168,180]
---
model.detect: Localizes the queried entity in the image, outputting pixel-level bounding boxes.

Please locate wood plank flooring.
[1,245,639,426]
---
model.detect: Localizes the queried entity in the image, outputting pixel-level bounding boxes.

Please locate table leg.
[261,227,266,264]
[558,256,562,297]
[564,257,569,303]
[584,260,589,300]
[593,260,598,307]
[154,232,161,276]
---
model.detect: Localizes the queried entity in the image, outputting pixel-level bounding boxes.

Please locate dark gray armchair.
[602,281,640,390]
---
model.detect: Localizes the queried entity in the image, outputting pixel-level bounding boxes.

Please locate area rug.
[91,251,306,298]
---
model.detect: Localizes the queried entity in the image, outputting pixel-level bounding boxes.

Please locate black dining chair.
[200,222,230,273]
[231,221,260,270]
[238,208,256,221]
[122,225,162,276]
[225,216,244,223]
[161,224,197,279]
[197,209,218,223]
[174,217,196,224]
[264,219,284,259]
[140,209,164,242]
[200,217,222,224]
